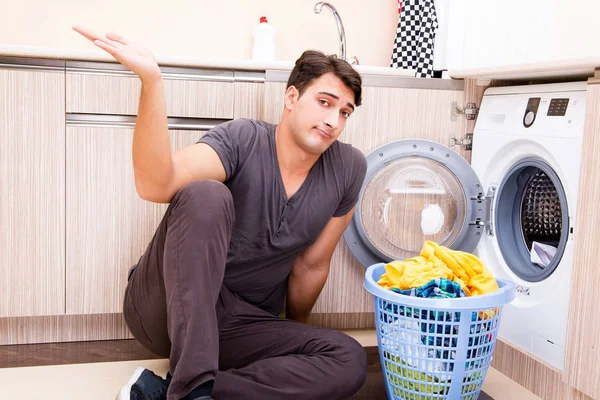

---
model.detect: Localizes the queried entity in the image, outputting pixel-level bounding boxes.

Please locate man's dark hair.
[286,50,362,107]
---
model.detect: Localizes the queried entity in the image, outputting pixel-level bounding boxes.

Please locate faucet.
[314,2,359,65]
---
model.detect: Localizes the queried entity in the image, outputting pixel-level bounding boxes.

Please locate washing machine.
[344,81,587,371]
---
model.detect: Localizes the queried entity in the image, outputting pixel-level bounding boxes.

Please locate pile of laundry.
[377,241,499,298]
[376,241,499,397]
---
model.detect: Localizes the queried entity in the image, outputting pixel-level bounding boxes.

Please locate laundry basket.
[364,263,515,400]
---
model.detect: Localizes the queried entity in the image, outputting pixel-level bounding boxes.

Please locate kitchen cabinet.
[564,81,600,399]
[66,62,235,119]
[0,65,65,317]
[65,123,206,314]
[445,1,596,75]
[63,66,260,314]
[234,81,265,119]
[262,82,286,124]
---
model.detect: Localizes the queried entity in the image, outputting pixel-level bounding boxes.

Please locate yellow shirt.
[377,241,499,296]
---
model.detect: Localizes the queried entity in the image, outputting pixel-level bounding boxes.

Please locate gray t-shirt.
[198,118,367,315]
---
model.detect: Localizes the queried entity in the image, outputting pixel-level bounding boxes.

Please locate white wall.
[0,0,401,67]
[5,0,595,73]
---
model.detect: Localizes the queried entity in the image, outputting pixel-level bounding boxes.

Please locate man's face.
[285,72,356,155]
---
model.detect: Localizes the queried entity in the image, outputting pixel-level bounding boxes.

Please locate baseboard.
[0,313,133,345]
[0,312,376,345]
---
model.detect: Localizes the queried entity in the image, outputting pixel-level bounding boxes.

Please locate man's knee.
[171,180,235,225]
[175,180,233,204]
[328,331,368,395]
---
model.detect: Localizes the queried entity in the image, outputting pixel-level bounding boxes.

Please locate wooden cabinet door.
[564,82,600,398]
[66,66,235,119]
[65,124,204,314]
[0,68,65,317]
[262,82,285,124]
[234,82,265,120]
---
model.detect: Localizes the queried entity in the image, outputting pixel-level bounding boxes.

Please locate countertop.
[0,44,417,77]
[4,44,599,82]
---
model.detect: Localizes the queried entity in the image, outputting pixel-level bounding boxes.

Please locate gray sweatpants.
[123,180,367,400]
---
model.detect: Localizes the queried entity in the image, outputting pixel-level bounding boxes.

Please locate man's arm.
[286,207,356,323]
[72,26,226,204]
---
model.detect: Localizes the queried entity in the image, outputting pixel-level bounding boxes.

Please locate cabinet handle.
[0,57,65,71]
[66,61,237,82]
[66,114,230,131]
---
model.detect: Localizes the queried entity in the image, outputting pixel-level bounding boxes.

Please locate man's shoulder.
[327,140,367,167]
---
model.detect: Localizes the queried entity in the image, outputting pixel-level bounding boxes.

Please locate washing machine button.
[524,110,536,127]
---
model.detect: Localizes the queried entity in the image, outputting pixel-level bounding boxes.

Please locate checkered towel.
[390,0,439,78]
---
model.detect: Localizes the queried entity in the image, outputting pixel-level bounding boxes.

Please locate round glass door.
[360,156,467,261]
[344,139,484,268]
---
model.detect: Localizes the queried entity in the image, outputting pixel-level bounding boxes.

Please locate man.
[73,26,368,400]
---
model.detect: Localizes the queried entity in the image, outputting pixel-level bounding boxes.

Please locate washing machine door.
[489,157,570,283]
[343,139,486,268]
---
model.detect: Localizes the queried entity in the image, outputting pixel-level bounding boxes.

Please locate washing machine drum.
[494,158,569,282]
[343,140,569,283]
[343,139,485,268]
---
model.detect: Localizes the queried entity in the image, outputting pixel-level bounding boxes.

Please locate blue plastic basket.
[364,263,515,400]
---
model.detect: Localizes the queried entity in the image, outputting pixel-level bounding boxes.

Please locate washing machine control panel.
[523,97,541,128]
[475,84,587,139]
[547,98,570,116]
[523,96,573,127]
